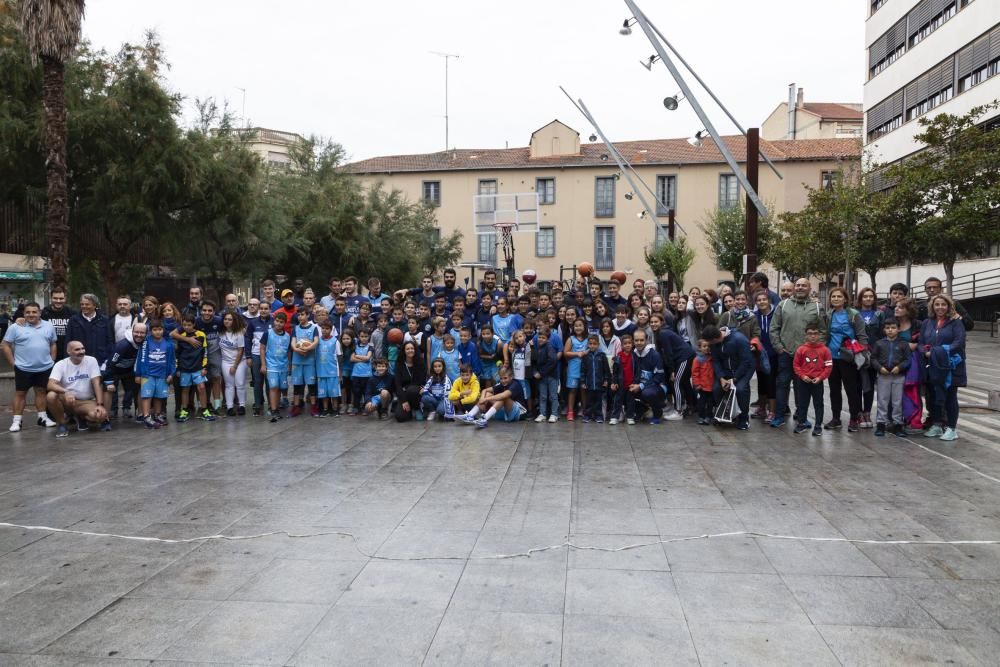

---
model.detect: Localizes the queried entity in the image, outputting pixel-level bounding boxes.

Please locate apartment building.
[762,87,863,141]
[345,120,860,289]
[865,0,1000,287]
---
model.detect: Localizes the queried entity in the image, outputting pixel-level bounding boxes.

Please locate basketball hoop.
[473,193,538,287]
[493,221,518,266]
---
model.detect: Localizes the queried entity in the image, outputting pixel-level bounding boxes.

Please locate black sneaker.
[875,423,886,437]
[237,405,246,416]
[226,407,236,417]
[252,406,261,417]
[793,423,809,434]
[812,426,822,436]
[892,424,907,438]
[824,419,842,430]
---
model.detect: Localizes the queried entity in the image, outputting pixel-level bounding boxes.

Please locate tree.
[886,103,1000,293]
[17,0,85,290]
[699,202,773,283]
[644,236,695,291]
[772,204,845,298]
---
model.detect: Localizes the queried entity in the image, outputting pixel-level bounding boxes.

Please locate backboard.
[472,193,541,235]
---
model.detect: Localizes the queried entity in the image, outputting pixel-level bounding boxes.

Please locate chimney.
[797,87,804,107]
[787,83,797,140]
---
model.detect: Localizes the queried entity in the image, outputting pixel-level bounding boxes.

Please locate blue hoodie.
[135,336,175,379]
[711,329,755,384]
[654,327,695,374]
[633,343,665,390]
[457,340,482,375]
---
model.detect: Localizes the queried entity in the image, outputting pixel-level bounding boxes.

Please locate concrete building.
[762,86,863,141]
[215,127,306,169]
[345,120,860,289]
[864,0,1000,290]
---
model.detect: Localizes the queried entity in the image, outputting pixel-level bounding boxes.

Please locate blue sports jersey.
[315,336,341,378]
[352,342,373,378]
[292,322,319,365]
[491,313,521,343]
[440,348,461,381]
[261,329,291,369]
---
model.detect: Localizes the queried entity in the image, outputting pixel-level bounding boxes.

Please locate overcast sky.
[83,0,866,162]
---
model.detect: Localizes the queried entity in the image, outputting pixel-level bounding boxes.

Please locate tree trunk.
[943,259,955,297]
[42,56,70,291]
[867,268,878,295]
[98,257,123,312]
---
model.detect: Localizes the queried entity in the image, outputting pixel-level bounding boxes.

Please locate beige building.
[762,87,863,141]
[215,127,306,169]
[345,120,860,289]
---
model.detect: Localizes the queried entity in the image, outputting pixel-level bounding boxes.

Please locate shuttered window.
[908,0,958,48]
[869,18,907,77]
[905,57,955,121]
[867,91,904,141]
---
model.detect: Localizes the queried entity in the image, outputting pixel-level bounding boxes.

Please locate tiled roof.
[343,136,861,174]
[801,103,863,121]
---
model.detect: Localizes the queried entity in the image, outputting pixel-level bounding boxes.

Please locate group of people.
[1,269,971,440]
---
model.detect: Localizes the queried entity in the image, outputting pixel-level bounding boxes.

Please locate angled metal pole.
[643,20,782,181]
[559,86,672,242]
[623,0,770,218]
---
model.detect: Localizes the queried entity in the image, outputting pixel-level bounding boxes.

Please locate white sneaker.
[663,410,683,422]
[474,417,489,429]
[534,414,546,423]
[427,411,437,422]
[38,415,57,428]
[457,414,476,425]
[9,419,22,433]
[608,418,618,425]
[626,418,636,425]
[548,414,558,423]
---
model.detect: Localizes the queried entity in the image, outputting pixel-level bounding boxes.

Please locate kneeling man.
[47,340,107,437]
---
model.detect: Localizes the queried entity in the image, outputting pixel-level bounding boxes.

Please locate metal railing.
[909,266,1000,302]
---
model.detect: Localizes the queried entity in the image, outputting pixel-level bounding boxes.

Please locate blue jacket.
[532,340,560,379]
[920,317,966,387]
[365,372,394,401]
[633,344,665,391]
[135,337,175,379]
[654,328,695,373]
[244,315,271,357]
[581,349,610,390]
[67,311,113,366]
[711,330,755,384]
[457,340,482,375]
[106,338,140,379]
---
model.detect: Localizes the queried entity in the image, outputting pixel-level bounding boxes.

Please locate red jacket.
[793,342,833,381]
[691,355,715,391]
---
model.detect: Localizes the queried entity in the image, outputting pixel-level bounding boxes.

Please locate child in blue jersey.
[350,329,373,414]
[490,297,522,344]
[135,319,175,429]
[291,307,319,417]
[449,311,464,343]
[364,358,393,418]
[339,329,355,412]
[456,327,481,376]
[261,312,291,423]
[315,321,342,417]
[477,325,501,384]
[439,334,462,382]
[420,358,453,421]
[564,319,589,421]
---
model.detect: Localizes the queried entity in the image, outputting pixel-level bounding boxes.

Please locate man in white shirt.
[46,340,107,437]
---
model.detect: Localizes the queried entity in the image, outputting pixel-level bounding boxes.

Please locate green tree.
[886,102,1000,293]
[17,0,86,290]
[699,202,773,283]
[644,236,695,291]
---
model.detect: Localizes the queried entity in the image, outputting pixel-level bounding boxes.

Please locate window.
[478,232,496,265]
[871,0,887,13]
[536,178,555,205]
[867,90,904,142]
[595,227,615,270]
[535,227,555,257]
[909,1,957,48]
[595,177,615,217]
[821,171,836,190]
[904,56,955,121]
[718,174,739,209]
[422,181,441,206]
[655,175,677,215]
[478,179,497,212]
[869,18,906,78]
[655,224,671,247]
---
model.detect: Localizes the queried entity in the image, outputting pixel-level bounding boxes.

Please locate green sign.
[0,271,44,281]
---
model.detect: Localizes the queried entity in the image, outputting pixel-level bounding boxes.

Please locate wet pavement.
[1,399,1000,665]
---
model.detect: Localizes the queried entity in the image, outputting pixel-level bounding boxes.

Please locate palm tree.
[17,0,85,290]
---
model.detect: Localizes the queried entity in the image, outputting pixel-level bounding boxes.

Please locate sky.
[82,0,867,163]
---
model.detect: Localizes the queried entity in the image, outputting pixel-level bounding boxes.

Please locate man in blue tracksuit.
[244,301,273,416]
[630,329,666,424]
[704,324,755,430]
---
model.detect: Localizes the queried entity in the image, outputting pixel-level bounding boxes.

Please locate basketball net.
[494,222,516,267]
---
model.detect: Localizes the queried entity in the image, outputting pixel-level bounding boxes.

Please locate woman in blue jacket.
[919,294,966,442]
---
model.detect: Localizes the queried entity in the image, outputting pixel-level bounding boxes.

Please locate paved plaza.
[0,335,998,665]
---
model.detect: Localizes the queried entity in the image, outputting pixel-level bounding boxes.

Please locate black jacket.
[394,358,427,393]
[870,337,912,373]
[66,311,113,366]
[581,350,610,390]
[531,341,560,379]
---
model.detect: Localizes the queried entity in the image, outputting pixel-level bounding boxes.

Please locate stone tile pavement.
[1,402,1000,666]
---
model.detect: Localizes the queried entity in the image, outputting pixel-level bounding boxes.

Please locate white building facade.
[864,0,1000,291]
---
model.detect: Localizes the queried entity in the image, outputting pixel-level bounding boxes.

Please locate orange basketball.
[387,328,405,345]
[577,262,594,277]
[610,271,627,285]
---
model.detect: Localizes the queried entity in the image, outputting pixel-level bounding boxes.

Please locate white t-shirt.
[219,330,245,365]
[114,313,134,343]
[49,356,101,400]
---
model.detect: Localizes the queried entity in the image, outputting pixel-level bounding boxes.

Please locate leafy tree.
[773,204,845,293]
[886,103,1000,293]
[644,235,695,291]
[699,202,773,283]
[17,0,85,290]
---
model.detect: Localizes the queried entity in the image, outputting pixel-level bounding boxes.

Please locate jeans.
[794,378,824,425]
[537,376,559,417]
[249,354,266,408]
[927,383,959,429]
[829,359,862,422]
[420,393,447,415]
[109,372,136,413]
[775,352,795,417]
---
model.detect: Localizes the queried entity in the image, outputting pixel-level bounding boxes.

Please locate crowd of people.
[1,269,972,441]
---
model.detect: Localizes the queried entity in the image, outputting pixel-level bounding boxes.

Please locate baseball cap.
[281,289,294,297]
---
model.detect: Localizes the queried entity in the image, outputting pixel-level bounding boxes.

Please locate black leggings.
[828,359,862,421]
[394,384,422,422]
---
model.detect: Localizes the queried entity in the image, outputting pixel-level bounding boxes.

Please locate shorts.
[317,377,341,399]
[516,379,531,399]
[15,367,52,392]
[494,401,526,422]
[179,371,206,387]
[206,350,222,379]
[292,364,316,386]
[266,366,289,390]
[139,377,169,399]
[69,398,99,418]
[565,375,580,389]
[479,365,498,382]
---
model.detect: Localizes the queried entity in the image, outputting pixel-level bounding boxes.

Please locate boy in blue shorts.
[135,319,175,429]
[457,364,526,429]
[315,321,342,416]
[175,314,214,422]
[291,307,319,417]
[261,312,291,423]
[364,358,393,419]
